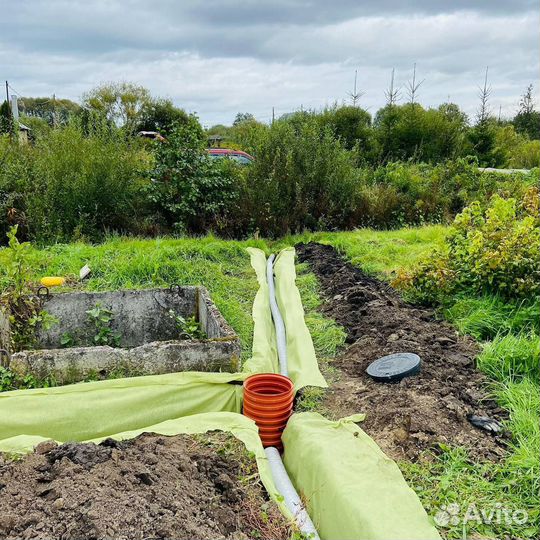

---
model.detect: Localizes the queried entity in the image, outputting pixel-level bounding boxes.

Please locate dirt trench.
[296,242,508,461]
[0,433,291,540]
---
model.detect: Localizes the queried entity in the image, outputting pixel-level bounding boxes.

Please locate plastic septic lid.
[366,352,421,382]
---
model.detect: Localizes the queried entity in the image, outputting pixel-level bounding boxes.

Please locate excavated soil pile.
[297,242,508,461]
[0,433,290,540]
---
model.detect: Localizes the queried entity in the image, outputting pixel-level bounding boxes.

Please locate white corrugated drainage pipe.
[266,254,288,376]
[265,253,320,540]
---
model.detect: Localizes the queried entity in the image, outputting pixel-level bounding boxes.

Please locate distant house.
[137,130,166,141]
[208,134,223,148]
[18,122,30,144]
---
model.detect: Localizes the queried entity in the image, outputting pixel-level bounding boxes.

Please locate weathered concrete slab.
[2,287,241,383]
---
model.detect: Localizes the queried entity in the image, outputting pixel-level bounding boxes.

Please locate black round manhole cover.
[366,352,421,382]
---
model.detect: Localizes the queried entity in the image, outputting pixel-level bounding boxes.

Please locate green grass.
[443,295,539,341]
[293,224,448,277]
[478,332,540,383]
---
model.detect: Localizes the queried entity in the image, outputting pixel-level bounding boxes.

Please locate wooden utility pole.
[5,80,9,107]
[272,106,275,125]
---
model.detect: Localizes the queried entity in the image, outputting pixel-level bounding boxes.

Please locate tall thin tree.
[476,66,491,125]
[518,84,534,115]
[406,63,424,105]
[385,68,401,106]
[347,70,365,106]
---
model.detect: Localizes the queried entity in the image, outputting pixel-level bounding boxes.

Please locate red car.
[207,148,254,165]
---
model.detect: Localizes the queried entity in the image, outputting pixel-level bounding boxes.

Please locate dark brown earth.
[0,433,291,540]
[296,242,509,462]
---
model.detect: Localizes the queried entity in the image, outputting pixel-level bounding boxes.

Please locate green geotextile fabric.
[282,413,441,540]
[242,247,327,389]
[0,372,243,450]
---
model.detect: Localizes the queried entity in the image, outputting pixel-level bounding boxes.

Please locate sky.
[2,0,539,126]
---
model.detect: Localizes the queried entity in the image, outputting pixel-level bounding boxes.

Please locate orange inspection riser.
[242,373,294,451]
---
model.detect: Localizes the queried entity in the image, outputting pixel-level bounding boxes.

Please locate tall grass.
[478,333,540,383]
[444,296,539,340]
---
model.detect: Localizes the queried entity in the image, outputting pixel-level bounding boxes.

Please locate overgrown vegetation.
[395,188,540,303]
[0,225,58,351]
[2,82,539,243]
[168,310,206,340]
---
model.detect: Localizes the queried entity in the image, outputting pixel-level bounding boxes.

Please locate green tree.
[0,100,14,135]
[18,96,81,126]
[82,82,151,132]
[233,112,255,126]
[513,84,540,140]
[136,99,189,134]
[373,103,468,163]
[148,116,239,232]
[319,105,372,151]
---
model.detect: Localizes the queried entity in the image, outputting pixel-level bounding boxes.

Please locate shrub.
[352,159,533,228]
[395,187,540,302]
[237,113,359,236]
[0,136,32,240]
[30,120,149,241]
[147,116,240,233]
[0,120,150,243]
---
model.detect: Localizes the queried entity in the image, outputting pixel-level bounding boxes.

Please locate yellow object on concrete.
[40,277,66,287]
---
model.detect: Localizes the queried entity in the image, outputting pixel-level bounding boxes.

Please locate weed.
[85,303,120,347]
[295,386,326,412]
[0,226,58,350]
[168,310,206,340]
[60,332,75,348]
[0,365,57,392]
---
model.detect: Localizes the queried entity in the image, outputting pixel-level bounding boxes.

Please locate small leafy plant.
[60,332,75,348]
[86,303,121,347]
[0,365,57,392]
[168,309,206,340]
[1,225,58,350]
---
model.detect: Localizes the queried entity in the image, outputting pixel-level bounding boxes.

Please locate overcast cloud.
[1,0,538,125]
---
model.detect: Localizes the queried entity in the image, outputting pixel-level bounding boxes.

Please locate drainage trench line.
[264,253,320,540]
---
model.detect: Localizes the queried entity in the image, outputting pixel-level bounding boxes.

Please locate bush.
[0,120,150,243]
[350,159,534,228]
[147,116,240,233]
[236,113,359,236]
[395,187,540,302]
